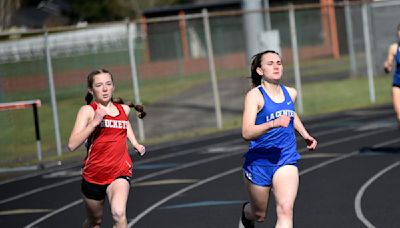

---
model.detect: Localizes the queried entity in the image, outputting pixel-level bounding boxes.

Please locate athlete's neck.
[96,101,112,108]
[262,81,280,93]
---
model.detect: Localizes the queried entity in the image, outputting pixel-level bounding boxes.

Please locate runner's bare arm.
[242,88,275,140]
[68,105,104,151]
[123,104,145,156]
[384,43,397,73]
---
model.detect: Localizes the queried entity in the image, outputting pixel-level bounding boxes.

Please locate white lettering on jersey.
[100,120,128,129]
[266,109,295,122]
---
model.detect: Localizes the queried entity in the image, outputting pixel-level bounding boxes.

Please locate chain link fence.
[0,0,397,167]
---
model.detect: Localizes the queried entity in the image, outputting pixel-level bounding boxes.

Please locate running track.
[1,104,400,228]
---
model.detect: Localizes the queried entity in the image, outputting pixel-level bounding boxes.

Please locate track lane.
[0,105,399,228]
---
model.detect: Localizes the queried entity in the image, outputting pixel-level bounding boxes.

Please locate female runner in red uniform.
[68,69,146,228]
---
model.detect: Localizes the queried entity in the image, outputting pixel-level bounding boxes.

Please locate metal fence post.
[44,30,62,156]
[202,8,223,129]
[127,22,145,141]
[344,0,357,76]
[288,4,303,114]
[243,0,264,62]
[263,0,272,30]
[361,2,376,103]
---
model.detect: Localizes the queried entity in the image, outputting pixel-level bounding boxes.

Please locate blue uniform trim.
[392,42,400,87]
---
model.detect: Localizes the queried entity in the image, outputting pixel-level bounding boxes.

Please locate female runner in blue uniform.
[384,24,400,128]
[239,50,317,228]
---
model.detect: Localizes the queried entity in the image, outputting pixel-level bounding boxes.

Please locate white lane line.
[300,151,358,175]
[0,208,52,216]
[0,124,353,204]
[0,119,352,186]
[127,151,357,226]
[30,131,329,227]
[356,120,396,131]
[0,138,243,186]
[202,126,351,155]
[0,162,79,186]
[354,161,400,228]
[126,150,360,227]
[132,127,382,185]
[127,167,242,227]
[205,145,246,153]
[298,128,390,154]
[347,109,394,116]
[24,199,83,228]
[0,111,376,186]
[136,139,243,165]
[23,150,243,228]
[300,137,400,176]
[301,153,339,159]
[127,135,400,226]
[135,179,198,187]
[0,177,81,204]
[308,126,353,138]
[22,128,398,227]
[132,150,243,183]
[0,141,241,205]
[0,165,38,172]
[353,138,400,228]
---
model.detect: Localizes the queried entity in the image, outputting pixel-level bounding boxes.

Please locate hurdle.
[0,99,43,162]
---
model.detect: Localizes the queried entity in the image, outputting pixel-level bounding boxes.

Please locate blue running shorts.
[243,162,297,187]
[393,74,400,87]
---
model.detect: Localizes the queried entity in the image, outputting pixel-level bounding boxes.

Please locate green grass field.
[0,72,210,166]
[0,55,393,167]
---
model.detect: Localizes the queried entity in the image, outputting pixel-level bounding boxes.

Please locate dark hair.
[84,69,146,119]
[112,97,146,119]
[250,50,280,87]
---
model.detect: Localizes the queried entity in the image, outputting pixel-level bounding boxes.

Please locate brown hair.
[250,50,281,87]
[85,69,146,119]
[112,97,146,119]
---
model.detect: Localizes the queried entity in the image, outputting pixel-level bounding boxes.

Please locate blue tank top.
[243,85,300,166]
[395,42,400,75]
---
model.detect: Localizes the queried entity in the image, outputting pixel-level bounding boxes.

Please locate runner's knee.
[111,207,126,223]
[276,202,293,219]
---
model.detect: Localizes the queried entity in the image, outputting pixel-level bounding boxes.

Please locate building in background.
[139,0,339,64]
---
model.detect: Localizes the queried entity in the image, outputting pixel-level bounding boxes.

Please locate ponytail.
[113,97,146,119]
[85,92,93,105]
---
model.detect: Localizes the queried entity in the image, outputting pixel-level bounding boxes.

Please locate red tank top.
[82,102,132,185]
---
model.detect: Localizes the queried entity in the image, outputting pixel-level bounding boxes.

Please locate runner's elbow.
[242,131,253,141]
[67,140,78,152]
[67,144,75,152]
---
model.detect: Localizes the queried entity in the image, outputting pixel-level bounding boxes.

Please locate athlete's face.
[89,73,114,104]
[256,52,283,82]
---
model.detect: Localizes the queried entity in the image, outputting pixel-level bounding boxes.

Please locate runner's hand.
[92,107,107,126]
[304,135,317,151]
[135,144,146,156]
[384,62,391,74]
[273,115,291,128]
[384,66,390,74]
